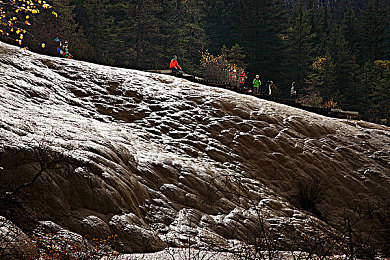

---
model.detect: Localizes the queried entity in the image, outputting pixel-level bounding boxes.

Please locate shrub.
[293,178,327,219]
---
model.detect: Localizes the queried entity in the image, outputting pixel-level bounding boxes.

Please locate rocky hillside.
[0,42,389,258]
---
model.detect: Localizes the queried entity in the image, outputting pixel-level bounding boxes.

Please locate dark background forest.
[2,0,390,125]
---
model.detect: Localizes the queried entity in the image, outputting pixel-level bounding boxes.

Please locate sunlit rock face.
[0,42,389,254]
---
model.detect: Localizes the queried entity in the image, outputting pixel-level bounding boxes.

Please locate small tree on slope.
[0,0,56,48]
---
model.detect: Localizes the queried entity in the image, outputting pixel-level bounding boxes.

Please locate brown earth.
[0,42,389,257]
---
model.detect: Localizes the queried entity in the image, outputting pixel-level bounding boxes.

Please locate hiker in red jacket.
[239,70,246,89]
[170,55,182,74]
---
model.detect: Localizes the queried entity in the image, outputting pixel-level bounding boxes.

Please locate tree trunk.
[136,0,144,68]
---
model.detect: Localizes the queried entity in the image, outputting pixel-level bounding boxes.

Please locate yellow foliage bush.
[0,0,56,46]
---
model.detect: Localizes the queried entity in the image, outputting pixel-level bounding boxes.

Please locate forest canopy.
[1,0,389,125]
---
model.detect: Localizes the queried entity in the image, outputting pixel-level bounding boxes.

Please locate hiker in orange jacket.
[170,55,182,73]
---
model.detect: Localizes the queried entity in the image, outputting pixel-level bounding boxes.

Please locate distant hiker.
[229,69,238,89]
[62,41,69,52]
[62,41,71,58]
[266,81,271,95]
[170,55,182,74]
[268,81,274,96]
[290,82,297,97]
[253,75,261,94]
[231,69,237,82]
[55,37,62,54]
[55,38,72,59]
[239,70,246,87]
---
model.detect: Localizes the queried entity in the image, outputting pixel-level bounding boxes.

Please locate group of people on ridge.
[252,76,297,97]
[227,69,281,96]
[55,37,72,59]
[251,75,276,96]
[227,69,298,98]
[228,69,246,88]
[169,55,298,98]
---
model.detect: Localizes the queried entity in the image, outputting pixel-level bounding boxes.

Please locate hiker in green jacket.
[253,75,261,94]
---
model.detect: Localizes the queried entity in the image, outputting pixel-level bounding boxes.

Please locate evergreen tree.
[286,0,316,90]
[203,0,288,84]
[305,54,336,100]
[342,3,361,63]
[361,0,390,62]
[305,0,332,57]
[361,60,390,125]
[318,2,331,54]
[306,0,321,52]
[160,0,207,72]
[221,44,229,57]
[228,44,246,69]
[206,0,248,53]
[243,0,288,85]
[73,0,114,64]
[124,0,163,69]
[327,28,360,109]
[29,0,94,60]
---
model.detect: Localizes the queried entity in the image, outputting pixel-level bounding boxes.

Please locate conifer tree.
[160,0,207,72]
[327,28,360,109]
[361,60,390,124]
[286,0,316,89]
[244,0,288,84]
[318,2,331,54]
[75,0,165,68]
[305,54,336,100]
[203,0,235,53]
[306,0,321,51]
[73,0,114,64]
[127,0,163,68]
[29,0,93,60]
[342,3,361,63]
[228,44,246,69]
[361,0,390,62]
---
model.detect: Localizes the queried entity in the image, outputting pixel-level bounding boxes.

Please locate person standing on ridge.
[231,69,237,82]
[55,38,72,58]
[268,81,274,96]
[62,41,71,58]
[239,70,246,90]
[290,82,297,97]
[230,69,238,90]
[253,75,261,94]
[55,37,61,54]
[170,55,182,74]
